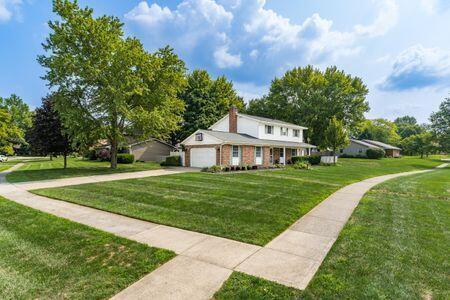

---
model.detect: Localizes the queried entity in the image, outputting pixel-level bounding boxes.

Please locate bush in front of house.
[160,155,182,166]
[291,155,321,165]
[98,149,110,161]
[117,153,134,164]
[292,161,310,170]
[202,165,222,173]
[84,149,97,160]
[366,148,385,159]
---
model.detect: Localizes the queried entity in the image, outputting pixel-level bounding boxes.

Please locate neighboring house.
[340,139,381,157]
[181,107,316,168]
[362,139,402,157]
[96,138,176,162]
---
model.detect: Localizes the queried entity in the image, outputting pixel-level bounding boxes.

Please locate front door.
[231,145,240,166]
[279,148,285,164]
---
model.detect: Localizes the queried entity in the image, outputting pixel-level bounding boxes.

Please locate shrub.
[366,148,385,159]
[307,155,321,165]
[85,149,97,160]
[117,153,134,164]
[98,149,110,161]
[292,162,310,170]
[161,155,182,166]
[291,156,307,164]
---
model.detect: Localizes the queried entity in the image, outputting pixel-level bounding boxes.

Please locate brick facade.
[242,145,254,165]
[220,145,231,166]
[263,146,270,166]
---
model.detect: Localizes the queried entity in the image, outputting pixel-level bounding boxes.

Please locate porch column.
[283,146,286,165]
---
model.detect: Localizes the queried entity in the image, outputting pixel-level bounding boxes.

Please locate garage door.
[190,147,216,168]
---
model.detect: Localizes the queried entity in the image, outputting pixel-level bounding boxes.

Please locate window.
[265,125,274,134]
[291,149,297,156]
[280,127,288,136]
[232,145,239,158]
[195,133,203,141]
[293,129,299,137]
[255,146,262,158]
[280,148,284,157]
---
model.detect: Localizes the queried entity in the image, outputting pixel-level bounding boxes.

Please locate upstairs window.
[293,129,300,137]
[265,125,274,134]
[195,133,203,141]
[280,127,288,136]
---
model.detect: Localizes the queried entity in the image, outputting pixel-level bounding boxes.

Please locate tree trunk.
[49,154,53,161]
[63,152,67,169]
[420,152,424,158]
[110,138,118,169]
[333,149,336,164]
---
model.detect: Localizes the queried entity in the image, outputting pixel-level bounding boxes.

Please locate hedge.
[291,155,321,165]
[161,155,182,166]
[117,153,134,164]
[366,148,385,159]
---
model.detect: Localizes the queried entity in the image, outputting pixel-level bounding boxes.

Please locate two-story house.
[181,107,316,167]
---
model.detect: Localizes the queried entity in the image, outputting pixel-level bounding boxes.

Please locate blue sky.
[1,0,449,123]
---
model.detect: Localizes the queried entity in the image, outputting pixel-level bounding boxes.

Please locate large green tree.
[323,117,349,164]
[357,119,401,145]
[430,98,450,152]
[175,69,244,142]
[0,108,21,155]
[394,115,423,139]
[0,94,32,152]
[27,97,74,168]
[246,66,369,146]
[38,0,186,168]
[401,132,436,158]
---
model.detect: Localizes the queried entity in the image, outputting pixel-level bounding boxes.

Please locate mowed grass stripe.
[33,157,444,245]
[0,196,175,299]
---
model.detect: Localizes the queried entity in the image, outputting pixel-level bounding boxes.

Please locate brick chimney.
[229,106,238,133]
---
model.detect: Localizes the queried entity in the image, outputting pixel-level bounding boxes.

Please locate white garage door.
[190,147,216,168]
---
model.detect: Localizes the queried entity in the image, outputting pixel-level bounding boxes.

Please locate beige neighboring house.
[96,138,176,162]
[340,139,381,157]
[341,139,402,158]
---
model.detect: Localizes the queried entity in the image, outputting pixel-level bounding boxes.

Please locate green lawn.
[215,166,449,299]
[0,196,174,299]
[33,157,443,246]
[6,157,162,183]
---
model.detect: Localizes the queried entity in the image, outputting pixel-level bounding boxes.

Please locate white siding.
[341,141,370,156]
[183,131,222,146]
[257,124,304,143]
[237,116,259,137]
[210,116,229,132]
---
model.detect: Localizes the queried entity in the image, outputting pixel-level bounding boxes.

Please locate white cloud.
[379,44,450,91]
[421,0,438,13]
[354,0,399,37]
[213,45,242,68]
[233,81,268,101]
[0,0,22,23]
[125,0,399,81]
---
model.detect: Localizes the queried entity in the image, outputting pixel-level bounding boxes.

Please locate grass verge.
[0,196,175,299]
[215,166,449,299]
[6,157,162,183]
[32,157,442,245]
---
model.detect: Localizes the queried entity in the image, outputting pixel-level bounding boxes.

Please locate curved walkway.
[0,163,447,299]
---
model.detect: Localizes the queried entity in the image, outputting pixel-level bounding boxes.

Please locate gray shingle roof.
[202,130,316,148]
[350,139,382,149]
[362,139,401,150]
[238,113,307,129]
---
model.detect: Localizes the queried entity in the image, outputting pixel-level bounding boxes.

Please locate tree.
[0,108,22,155]
[175,69,244,142]
[323,117,349,164]
[357,119,401,145]
[27,96,74,168]
[430,98,450,153]
[0,94,32,152]
[401,132,436,158]
[38,0,186,168]
[246,66,369,146]
[394,115,423,139]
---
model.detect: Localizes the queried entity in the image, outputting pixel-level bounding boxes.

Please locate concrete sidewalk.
[1,163,447,299]
[12,166,200,190]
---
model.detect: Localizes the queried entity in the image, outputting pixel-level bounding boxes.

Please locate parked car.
[0,155,8,162]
